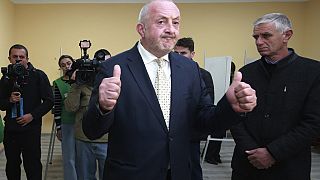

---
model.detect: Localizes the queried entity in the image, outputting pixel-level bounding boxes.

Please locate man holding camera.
[64,48,111,180]
[0,44,53,180]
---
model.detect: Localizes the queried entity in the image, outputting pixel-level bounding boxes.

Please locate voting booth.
[204,56,232,105]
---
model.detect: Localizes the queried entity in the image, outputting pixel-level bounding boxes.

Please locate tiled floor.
[0,134,320,180]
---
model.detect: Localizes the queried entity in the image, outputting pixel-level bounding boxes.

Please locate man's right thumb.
[113,65,121,78]
[232,71,242,83]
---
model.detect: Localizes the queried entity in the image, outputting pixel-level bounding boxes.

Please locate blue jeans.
[76,139,108,180]
[61,123,77,180]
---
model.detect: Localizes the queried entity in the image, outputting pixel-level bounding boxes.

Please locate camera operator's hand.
[71,70,78,81]
[16,113,33,126]
[98,65,121,111]
[56,129,62,141]
[9,92,21,103]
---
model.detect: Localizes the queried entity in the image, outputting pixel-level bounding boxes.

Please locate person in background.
[82,1,257,180]
[53,55,77,180]
[64,49,111,180]
[174,37,214,180]
[94,49,112,61]
[204,61,236,165]
[230,13,320,180]
[0,44,53,180]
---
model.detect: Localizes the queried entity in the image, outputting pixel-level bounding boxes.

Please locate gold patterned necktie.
[155,58,171,130]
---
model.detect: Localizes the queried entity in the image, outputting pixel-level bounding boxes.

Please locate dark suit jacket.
[83,43,239,180]
[200,68,214,103]
[191,68,217,141]
[200,68,226,138]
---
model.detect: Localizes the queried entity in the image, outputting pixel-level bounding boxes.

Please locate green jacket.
[53,77,75,124]
[64,84,108,142]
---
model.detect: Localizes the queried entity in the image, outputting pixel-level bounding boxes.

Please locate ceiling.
[11,0,308,4]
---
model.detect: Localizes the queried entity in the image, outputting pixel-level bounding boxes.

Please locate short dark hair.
[94,49,111,60]
[9,44,29,58]
[175,37,194,52]
[58,55,74,67]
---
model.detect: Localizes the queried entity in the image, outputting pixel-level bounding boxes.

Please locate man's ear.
[136,23,145,38]
[283,29,293,43]
[190,51,195,59]
[8,57,13,64]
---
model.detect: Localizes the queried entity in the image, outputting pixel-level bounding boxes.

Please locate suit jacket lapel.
[126,46,169,133]
[169,52,185,131]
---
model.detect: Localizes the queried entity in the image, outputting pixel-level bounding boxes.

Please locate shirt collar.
[264,49,293,64]
[138,41,169,64]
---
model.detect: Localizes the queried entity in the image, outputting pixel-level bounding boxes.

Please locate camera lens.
[13,63,25,76]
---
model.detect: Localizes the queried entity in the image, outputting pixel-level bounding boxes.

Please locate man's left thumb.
[245,149,256,155]
[232,71,242,83]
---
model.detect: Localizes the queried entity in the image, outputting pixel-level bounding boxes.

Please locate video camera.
[1,60,29,92]
[67,40,104,85]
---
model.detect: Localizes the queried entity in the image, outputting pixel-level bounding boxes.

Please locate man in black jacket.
[174,37,215,180]
[0,44,53,180]
[231,13,320,180]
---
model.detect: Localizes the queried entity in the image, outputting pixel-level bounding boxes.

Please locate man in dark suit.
[174,37,214,180]
[83,1,257,180]
[230,13,320,180]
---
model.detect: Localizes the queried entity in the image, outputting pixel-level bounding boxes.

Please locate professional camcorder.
[67,40,104,85]
[1,60,29,91]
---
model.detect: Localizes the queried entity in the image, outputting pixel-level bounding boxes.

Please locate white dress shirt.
[137,41,171,89]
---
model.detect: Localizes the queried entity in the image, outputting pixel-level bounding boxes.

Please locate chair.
[201,132,234,166]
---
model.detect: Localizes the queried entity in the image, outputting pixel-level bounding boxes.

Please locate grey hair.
[254,13,292,33]
[138,0,174,24]
[138,2,149,24]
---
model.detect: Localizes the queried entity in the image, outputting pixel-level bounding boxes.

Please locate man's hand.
[98,65,121,111]
[56,129,62,141]
[246,148,275,169]
[226,72,256,113]
[10,92,21,103]
[16,113,33,126]
[71,70,78,81]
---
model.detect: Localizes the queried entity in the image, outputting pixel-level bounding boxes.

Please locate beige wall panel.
[177,2,305,68]
[0,0,15,67]
[14,4,143,82]
[0,0,15,120]
[304,0,320,60]
[14,2,306,79]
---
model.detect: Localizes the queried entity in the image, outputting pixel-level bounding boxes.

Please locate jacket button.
[264,114,270,118]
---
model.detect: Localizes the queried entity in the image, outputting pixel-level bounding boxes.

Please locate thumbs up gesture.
[226,71,257,113]
[98,65,121,111]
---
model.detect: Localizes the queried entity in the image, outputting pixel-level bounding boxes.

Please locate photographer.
[64,48,110,180]
[53,55,77,180]
[0,44,53,180]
